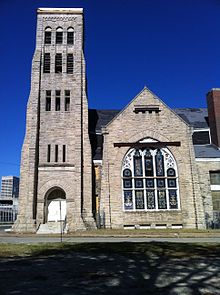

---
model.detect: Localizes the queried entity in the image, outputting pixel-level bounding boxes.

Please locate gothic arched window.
[44,27,52,44]
[67,27,74,44]
[56,27,63,44]
[122,142,180,211]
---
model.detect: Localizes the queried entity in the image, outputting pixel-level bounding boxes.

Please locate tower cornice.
[37,8,83,14]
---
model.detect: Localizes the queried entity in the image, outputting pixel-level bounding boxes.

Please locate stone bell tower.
[13,8,95,232]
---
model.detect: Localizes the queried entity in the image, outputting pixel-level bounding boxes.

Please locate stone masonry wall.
[12,15,43,232]
[100,88,205,229]
[13,9,95,232]
[196,160,220,227]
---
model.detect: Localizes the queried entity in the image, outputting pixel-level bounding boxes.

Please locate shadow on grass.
[0,242,220,295]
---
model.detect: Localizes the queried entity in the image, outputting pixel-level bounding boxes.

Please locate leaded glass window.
[167,168,176,177]
[155,149,164,176]
[157,179,165,188]
[134,150,143,176]
[122,139,179,211]
[168,179,176,188]
[146,179,154,188]
[145,149,154,176]
[158,190,167,209]
[123,169,132,177]
[135,179,143,188]
[135,191,145,209]
[124,191,133,210]
[123,179,132,188]
[146,190,156,209]
[169,190,178,209]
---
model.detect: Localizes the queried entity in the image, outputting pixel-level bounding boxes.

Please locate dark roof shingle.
[88,107,219,160]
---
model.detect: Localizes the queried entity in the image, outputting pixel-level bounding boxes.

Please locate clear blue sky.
[1,0,220,182]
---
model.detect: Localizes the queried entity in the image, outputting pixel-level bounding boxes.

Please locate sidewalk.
[1,228,220,244]
[1,228,220,238]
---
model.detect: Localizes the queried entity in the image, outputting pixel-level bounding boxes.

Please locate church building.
[13,8,220,233]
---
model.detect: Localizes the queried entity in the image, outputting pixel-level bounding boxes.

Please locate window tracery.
[122,141,180,211]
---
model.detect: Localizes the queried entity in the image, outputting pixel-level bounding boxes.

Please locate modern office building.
[0,176,19,205]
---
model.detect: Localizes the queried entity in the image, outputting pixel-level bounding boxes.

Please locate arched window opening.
[56,27,63,44]
[67,27,74,45]
[122,141,179,212]
[44,27,52,44]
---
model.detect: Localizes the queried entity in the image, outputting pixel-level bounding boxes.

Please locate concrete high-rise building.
[0,176,19,206]
[13,8,220,233]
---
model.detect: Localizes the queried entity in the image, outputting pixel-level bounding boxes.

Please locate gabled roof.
[102,87,190,129]
[88,106,218,160]
[88,108,209,133]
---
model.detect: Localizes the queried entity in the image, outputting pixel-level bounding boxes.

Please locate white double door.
[47,200,66,222]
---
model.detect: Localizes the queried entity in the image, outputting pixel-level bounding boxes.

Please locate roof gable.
[104,86,190,129]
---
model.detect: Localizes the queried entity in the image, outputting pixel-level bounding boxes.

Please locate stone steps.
[37,221,66,234]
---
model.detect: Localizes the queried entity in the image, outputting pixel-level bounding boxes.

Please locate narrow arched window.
[122,140,180,211]
[56,27,63,44]
[133,150,143,176]
[67,27,74,45]
[44,27,52,44]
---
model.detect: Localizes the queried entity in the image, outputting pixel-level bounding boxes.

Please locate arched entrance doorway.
[45,187,66,223]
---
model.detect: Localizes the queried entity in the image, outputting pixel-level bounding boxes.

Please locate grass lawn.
[1,242,220,294]
[0,241,220,258]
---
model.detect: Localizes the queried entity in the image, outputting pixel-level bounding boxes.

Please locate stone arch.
[67,26,74,32]
[112,130,185,177]
[45,26,52,32]
[56,26,63,32]
[38,178,72,200]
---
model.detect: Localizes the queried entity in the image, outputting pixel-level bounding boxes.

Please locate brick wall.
[207,89,220,147]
